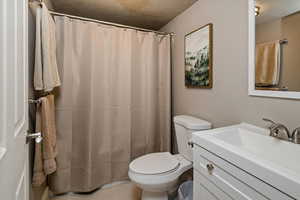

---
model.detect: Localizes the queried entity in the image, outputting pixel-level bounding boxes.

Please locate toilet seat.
[129,152,180,175]
[128,154,192,195]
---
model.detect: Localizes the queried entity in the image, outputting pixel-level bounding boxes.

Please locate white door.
[0,0,29,199]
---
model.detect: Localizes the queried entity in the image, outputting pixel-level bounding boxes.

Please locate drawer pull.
[206,163,214,173]
[188,141,194,148]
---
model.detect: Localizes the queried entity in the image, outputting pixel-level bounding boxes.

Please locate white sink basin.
[192,123,300,199]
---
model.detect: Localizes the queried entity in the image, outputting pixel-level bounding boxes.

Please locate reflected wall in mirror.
[255,0,300,92]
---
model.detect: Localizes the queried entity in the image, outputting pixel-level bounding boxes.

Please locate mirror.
[248,0,300,99]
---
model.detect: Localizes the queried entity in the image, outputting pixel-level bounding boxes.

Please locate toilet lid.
[129,152,180,175]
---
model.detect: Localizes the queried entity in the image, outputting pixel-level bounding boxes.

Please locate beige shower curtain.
[49,16,171,194]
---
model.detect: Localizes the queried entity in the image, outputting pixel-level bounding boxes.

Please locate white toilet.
[128,115,212,200]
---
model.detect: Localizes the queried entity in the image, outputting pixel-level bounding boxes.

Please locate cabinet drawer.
[193,145,293,200]
[194,170,231,200]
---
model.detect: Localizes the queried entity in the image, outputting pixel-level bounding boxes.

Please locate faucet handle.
[292,127,300,144]
[263,118,277,125]
[263,118,286,138]
[263,118,278,129]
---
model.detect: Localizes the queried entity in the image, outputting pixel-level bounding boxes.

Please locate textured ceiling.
[51,0,198,30]
[256,0,300,24]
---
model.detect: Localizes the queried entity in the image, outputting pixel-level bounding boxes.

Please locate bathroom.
[1,0,300,200]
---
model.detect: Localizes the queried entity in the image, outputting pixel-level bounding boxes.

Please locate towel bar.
[28,99,42,104]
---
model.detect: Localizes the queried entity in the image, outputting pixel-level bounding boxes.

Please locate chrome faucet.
[263,118,292,141]
[263,118,300,144]
[292,127,300,144]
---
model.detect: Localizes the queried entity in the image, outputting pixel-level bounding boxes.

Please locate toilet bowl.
[128,115,212,200]
[129,153,192,200]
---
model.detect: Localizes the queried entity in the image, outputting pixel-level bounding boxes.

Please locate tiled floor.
[51,182,142,200]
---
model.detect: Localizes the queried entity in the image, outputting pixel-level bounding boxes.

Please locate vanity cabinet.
[193,144,294,200]
[194,170,231,200]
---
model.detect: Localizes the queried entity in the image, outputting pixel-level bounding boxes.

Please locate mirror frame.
[248,0,300,100]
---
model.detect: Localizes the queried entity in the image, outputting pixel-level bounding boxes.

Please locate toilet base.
[142,190,168,200]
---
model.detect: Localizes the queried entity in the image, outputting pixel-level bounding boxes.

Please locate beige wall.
[256,19,281,43]
[28,7,36,200]
[281,12,300,91]
[161,0,300,130]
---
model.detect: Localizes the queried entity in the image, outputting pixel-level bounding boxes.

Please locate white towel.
[34,3,61,92]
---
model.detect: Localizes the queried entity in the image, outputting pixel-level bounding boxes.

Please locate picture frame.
[184,23,213,88]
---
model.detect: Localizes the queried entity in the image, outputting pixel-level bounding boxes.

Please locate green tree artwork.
[185,24,213,88]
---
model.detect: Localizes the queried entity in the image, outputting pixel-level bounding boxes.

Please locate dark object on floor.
[178,181,193,200]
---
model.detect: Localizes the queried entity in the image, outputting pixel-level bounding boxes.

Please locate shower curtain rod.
[49,11,175,36]
[30,0,174,36]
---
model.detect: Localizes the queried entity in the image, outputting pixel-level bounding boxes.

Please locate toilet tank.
[174,115,211,161]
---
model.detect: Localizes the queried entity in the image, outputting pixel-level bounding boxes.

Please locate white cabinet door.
[193,145,293,200]
[0,0,29,200]
[194,184,217,200]
[194,170,232,200]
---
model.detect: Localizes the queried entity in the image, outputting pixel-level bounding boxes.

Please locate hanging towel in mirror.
[255,41,281,86]
[34,3,61,92]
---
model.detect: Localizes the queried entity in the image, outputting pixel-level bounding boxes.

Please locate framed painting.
[185,23,213,88]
